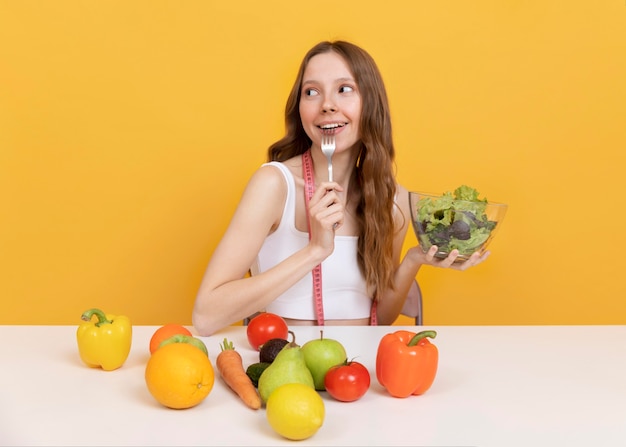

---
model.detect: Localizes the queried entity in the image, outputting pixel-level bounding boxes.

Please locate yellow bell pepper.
[76,308,132,371]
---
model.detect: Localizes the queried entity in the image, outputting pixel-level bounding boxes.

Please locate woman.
[192,40,488,336]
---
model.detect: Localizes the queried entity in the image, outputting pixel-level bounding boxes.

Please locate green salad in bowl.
[409,185,507,262]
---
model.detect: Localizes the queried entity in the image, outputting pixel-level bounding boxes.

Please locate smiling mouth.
[318,123,346,133]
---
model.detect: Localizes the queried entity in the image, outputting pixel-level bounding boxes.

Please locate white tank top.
[250,161,372,320]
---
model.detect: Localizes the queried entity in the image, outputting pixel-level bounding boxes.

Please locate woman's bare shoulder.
[394,183,412,232]
[247,162,288,191]
[257,155,304,186]
[282,155,304,179]
[395,183,409,208]
[231,164,291,234]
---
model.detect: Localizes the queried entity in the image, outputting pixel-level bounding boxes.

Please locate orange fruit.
[149,323,192,354]
[145,342,215,409]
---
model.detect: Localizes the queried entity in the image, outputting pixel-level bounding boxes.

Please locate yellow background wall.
[2,1,625,326]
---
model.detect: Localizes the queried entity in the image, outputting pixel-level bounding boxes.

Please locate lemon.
[265,383,325,440]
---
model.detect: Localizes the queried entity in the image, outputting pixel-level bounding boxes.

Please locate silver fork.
[321,132,336,182]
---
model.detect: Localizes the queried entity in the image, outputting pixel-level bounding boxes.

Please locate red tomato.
[324,360,371,402]
[246,313,289,351]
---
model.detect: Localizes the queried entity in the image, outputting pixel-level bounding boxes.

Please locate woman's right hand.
[306,181,344,257]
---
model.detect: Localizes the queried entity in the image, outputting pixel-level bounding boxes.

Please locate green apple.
[301,331,347,390]
[159,334,209,356]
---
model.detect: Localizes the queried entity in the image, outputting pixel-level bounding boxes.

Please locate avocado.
[259,337,290,363]
[258,330,296,363]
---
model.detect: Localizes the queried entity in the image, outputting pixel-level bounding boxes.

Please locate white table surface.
[0,324,624,446]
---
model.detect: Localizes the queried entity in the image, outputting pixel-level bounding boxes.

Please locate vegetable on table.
[246,362,271,388]
[375,330,438,398]
[324,359,370,402]
[246,312,289,351]
[76,308,132,371]
[217,338,262,410]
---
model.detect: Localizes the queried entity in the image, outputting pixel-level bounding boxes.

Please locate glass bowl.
[409,190,508,262]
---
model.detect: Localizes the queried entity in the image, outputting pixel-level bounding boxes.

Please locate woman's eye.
[304,88,319,97]
[339,85,354,93]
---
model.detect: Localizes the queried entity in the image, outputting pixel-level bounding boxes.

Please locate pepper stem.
[407,330,437,346]
[80,308,112,327]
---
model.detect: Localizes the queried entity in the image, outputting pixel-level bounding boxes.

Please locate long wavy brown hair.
[267,40,398,301]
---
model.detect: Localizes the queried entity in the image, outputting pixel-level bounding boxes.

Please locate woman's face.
[299,51,362,153]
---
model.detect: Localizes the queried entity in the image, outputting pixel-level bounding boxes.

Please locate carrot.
[217,338,262,410]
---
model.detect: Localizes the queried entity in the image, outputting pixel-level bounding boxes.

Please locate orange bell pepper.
[375,330,438,398]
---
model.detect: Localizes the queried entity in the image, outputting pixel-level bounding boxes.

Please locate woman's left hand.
[406,245,490,271]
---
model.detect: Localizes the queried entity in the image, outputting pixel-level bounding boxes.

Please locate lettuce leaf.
[414,185,497,256]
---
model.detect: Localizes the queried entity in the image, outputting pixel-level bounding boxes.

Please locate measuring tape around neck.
[301,150,378,326]
[302,150,325,325]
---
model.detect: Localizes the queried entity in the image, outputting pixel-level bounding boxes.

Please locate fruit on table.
[216,338,262,410]
[301,330,347,390]
[145,342,215,409]
[376,330,438,398]
[258,333,314,403]
[246,312,289,351]
[149,323,192,354]
[76,308,132,371]
[259,331,293,363]
[324,360,371,402]
[266,383,325,441]
[159,334,208,356]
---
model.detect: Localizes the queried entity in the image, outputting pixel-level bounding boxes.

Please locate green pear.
[257,333,315,403]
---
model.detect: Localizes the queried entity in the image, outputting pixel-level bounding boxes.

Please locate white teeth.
[320,124,343,129]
